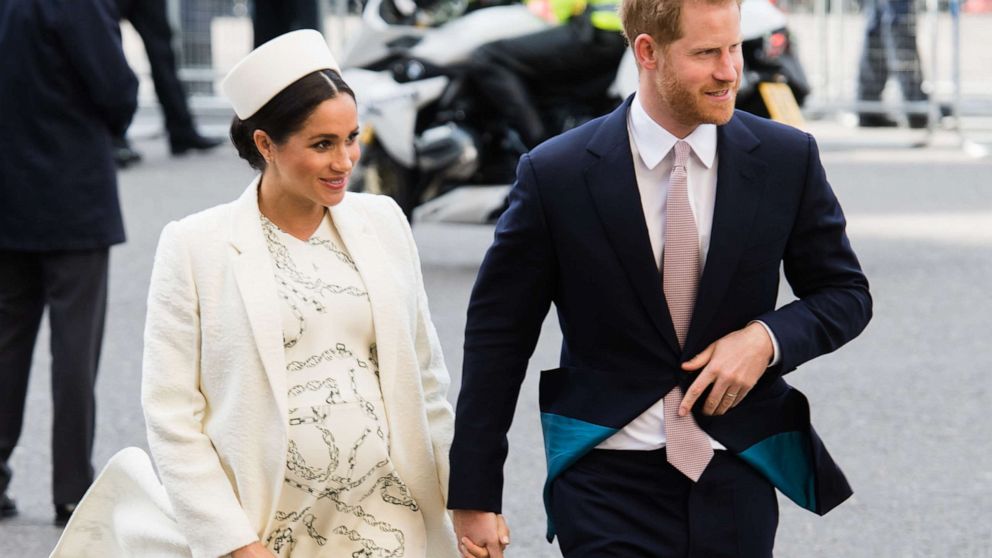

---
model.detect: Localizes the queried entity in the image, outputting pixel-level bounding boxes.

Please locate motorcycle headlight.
[390,59,431,83]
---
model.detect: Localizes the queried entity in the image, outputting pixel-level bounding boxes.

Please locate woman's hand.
[230,541,276,558]
[497,514,511,551]
[458,513,511,557]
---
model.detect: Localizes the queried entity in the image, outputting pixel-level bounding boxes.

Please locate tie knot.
[673,140,691,169]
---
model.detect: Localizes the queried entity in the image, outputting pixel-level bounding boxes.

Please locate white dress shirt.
[596,94,779,451]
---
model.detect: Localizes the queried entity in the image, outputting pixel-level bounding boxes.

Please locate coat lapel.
[584,97,681,355]
[684,114,768,356]
[228,178,289,420]
[329,197,403,427]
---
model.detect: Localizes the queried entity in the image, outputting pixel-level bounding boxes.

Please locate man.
[470,0,626,149]
[114,0,222,166]
[448,0,872,555]
[0,0,137,525]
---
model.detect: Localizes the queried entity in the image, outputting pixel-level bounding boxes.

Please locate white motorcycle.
[341,0,807,223]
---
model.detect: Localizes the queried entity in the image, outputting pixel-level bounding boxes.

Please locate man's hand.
[678,322,774,417]
[453,509,510,558]
[231,541,277,558]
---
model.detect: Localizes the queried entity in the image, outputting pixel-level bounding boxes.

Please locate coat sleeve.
[141,222,260,558]
[55,0,138,136]
[388,200,457,504]
[757,133,873,375]
[447,153,557,513]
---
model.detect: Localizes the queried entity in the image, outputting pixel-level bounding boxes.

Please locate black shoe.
[858,113,899,128]
[113,137,143,168]
[54,503,76,527]
[0,494,17,519]
[169,133,223,155]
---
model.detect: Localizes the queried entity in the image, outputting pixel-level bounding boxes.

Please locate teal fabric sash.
[540,412,822,540]
[540,412,619,541]
[737,430,817,511]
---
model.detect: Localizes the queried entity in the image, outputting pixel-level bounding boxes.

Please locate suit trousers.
[550,448,778,558]
[0,249,108,505]
[251,0,320,48]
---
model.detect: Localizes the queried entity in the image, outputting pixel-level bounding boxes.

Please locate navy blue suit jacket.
[448,98,872,538]
[0,0,137,251]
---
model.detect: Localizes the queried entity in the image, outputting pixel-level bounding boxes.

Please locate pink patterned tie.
[662,140,714,482]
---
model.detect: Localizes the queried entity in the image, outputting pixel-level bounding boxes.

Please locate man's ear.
[633,33,661,71]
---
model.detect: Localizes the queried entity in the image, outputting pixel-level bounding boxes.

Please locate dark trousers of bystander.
[117,0,200,144]
[550,448,779,557]
[858,0,927,103]
[857,0,929,127]
[252,0,320,48]
[0,249,108,507]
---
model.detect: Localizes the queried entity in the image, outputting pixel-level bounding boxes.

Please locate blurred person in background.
[857,0,929,128]
[113,0,223,167]
[469,0,626,149]
[0,0,137,526]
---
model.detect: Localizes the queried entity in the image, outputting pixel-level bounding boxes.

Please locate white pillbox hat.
[220,30,342,119]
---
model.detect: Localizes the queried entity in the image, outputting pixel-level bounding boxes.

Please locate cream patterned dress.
[261,211,427,558]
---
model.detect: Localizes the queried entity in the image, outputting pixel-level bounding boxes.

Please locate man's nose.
[714,50,740,83]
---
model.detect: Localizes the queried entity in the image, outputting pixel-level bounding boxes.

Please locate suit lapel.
[329,197,402,424]
[584,98,681,354]
[228,178,289,420]
[684,115,768,355]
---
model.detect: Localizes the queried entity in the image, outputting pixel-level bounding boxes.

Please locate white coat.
[55,180,459,558]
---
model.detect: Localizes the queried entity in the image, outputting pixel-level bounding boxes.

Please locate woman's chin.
[321,190,346,207]
[317,178,348,206]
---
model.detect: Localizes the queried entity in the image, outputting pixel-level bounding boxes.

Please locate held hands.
[228,513,509,558]
[230,541,277,558]
[453,509,511,558]
[678,322,774,417]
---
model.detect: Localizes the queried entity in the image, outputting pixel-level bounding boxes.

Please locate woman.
[51,30,505,558]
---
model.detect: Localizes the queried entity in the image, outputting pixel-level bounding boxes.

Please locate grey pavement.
[2,121,991,557]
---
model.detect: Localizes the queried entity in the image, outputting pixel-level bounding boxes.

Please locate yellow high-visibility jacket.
[526,0,622,31]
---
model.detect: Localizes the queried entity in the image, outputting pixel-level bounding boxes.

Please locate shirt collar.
[629,92,717,171]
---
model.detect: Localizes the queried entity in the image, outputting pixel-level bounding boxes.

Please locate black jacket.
[0,0,137,250]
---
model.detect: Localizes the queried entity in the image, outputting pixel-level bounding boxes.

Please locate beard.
[656,68,739,130]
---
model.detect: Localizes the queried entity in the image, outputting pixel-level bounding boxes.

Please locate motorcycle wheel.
[350,141,419,221]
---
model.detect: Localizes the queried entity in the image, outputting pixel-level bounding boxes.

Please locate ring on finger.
[724,392,738,399]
